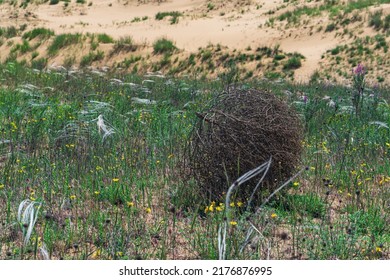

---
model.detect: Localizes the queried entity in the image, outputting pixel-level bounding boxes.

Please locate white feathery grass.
[218,159,306,260]
[39,243,50,260]
[17,199,42,247]
[96,114,115,141]
[131,97,157,105]
[369,121,389,130]
[219,158,272,260]
[109,78,123,85]
[142,79,155,85]
[144,72,165,78]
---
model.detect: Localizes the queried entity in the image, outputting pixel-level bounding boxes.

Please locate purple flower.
[354,63,365,76]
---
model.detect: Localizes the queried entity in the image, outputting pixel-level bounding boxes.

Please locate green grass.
[276,0,390,24]
[155,11,183,24]
[97,33,114,44]
[47,33,82,55]
[0,61,388,260]
[153,38,177,54]
[283,54,302,70]
[80,51,105,67]
[0,26,18,39]
[22,28,55,40]
[111,36,137,54]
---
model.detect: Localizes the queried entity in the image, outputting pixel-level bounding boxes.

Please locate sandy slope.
[0,0,389,82]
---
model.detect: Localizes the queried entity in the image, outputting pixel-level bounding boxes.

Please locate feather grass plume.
[17,199,42,247]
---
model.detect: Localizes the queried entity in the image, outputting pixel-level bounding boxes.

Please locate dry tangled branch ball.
[186,88,303,203]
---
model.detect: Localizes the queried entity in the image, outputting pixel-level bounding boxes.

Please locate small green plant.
[207,2,215,11]
[153,38,176,54]
[76,0,86,3]
[49,0,59,5]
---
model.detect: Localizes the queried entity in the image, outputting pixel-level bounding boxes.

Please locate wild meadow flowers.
[0,62,389,260]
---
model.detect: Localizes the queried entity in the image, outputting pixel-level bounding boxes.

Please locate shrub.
[153,38,176,54]
[186,88,303,203]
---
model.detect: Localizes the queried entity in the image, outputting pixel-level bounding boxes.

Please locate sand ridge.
[0,0,389,83]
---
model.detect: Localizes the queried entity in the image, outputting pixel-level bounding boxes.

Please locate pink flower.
[354,63,365,76]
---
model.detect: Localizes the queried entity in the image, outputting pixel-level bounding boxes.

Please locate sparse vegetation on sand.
[47,33,83,55]
[0,61,388,260]
[155,11,183,24]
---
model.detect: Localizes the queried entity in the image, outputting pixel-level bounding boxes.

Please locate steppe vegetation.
[0,61,389,260]
[0,0,389,260]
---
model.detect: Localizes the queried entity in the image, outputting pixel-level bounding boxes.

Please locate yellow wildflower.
[145,207,152,214]
[70,195,76,200]
[375,247,382,253]
[271,213,278,218]
[94,191,100,195]
[126,201,134,207]
[112,178,119,182]
[236,201,243,207]
[230,221,237,226]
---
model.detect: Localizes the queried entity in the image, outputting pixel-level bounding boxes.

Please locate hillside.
[0,0,389,84]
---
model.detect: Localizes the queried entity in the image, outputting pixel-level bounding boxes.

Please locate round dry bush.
[187,88,303,203]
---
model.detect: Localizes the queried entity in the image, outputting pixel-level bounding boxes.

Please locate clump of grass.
[111,36,137,54]
[80,50,105,67]
[283,53,303,70]
[22,28,55,40]
[97,33,114,44]
[0,26,18,38]
[325,22,337,32]
[369,10,383,30]
[155,11,182,24]
[48,33,82,55]
[153,38,177,54]
[49,0,59,5]
[12,39,31,54]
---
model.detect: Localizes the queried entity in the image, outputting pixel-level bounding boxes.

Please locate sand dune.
[1,0,389,82]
